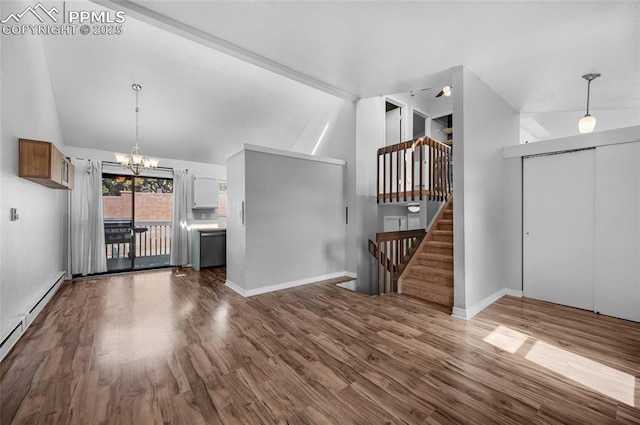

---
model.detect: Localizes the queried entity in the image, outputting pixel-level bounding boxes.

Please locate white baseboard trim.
[226,271,356,298]
[225,279,247,297]
[452,287,510,320]
[504,288,523,298]
[1,271,66,362]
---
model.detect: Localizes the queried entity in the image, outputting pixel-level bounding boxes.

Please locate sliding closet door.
[594,142,640,321]
[523,149,595,311]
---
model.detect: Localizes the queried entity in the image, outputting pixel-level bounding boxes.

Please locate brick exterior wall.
[103,191,173,222]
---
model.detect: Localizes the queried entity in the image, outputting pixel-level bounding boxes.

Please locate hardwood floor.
[1,268,639,424]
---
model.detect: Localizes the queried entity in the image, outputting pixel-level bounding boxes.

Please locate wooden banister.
[369,229,426,295]
[376,136,452,203]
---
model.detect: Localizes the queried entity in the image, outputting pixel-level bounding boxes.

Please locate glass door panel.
[103,174,134,272]
[102,174,173,273]
[132,176,173,270]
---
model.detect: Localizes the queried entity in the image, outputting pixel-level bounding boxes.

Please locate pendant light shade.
[578,73,600,134]
[578,114,596,133]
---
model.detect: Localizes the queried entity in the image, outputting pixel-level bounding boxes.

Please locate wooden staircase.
[398,197,454,312]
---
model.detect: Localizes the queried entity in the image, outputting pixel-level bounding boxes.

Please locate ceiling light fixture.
[578,73,601,134]
[407,203,420,213]
[115,83,159,175]
[436,85,451,98]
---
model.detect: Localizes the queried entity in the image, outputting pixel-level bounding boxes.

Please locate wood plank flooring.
[1,268,639,424]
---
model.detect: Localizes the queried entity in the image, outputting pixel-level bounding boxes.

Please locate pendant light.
[436,85,452,98]
[578,73,600,134]
[115,83,159,175]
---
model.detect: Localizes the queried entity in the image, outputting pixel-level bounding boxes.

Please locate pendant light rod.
[114,83,159,175]
[582,73,600,115]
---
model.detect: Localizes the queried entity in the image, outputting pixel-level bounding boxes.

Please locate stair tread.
[431,229,453,234]
[402,277,453,289]
[417,253,453,261]
[424,241,453,248]
[409,265,453,277]
[402,273,452,288]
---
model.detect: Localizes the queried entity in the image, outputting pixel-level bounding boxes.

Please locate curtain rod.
[73,158,187,172]
[102,160,181,172]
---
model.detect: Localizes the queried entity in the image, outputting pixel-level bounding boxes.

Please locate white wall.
[0,8,68,342]
[226,151,246,288]
[503,157,522,293]
[226,146,347,295]
[291,99,357,274]
[355,97,385,294]
[453,66,520,317]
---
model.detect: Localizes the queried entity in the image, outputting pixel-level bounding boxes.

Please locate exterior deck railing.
[105,221,171,260]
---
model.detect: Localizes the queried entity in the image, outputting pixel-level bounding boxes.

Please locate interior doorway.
[385,100,404,146]
[102,174,174,272]
[413,110,428,139]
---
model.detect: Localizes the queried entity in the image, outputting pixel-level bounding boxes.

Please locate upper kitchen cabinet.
[192,175,219,209]
[19,138,74,190]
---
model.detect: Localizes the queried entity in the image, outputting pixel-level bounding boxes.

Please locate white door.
[383,216,407,232]
[594,142,640,321]
[523,149,595,311]
[385,107,402,146]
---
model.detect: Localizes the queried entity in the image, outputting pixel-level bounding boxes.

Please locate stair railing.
[377,136,452,203]
[368,229,426,295]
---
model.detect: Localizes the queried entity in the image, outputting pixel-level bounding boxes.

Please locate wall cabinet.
[192,175,218,209]
[19,139,74,190]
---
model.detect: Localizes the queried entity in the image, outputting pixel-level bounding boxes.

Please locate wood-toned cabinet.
[19,139,74,190]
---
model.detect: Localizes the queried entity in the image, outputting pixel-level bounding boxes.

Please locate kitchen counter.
[191,223,226,231]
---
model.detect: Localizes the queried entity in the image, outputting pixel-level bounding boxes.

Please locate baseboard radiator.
[0,271,66,362]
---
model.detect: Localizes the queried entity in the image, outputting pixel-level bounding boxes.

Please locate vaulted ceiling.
[42,1,640,164]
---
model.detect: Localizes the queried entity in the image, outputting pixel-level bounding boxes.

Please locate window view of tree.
[103,176,173,196]
[218,180,228,216]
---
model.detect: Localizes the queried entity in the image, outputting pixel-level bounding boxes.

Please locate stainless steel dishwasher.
[192,229,226,270]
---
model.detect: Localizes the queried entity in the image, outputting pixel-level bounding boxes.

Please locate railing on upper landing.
[377,136,452,203]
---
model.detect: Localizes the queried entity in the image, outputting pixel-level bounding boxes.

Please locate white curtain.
[170,169,189,266]
[71,159,107,275]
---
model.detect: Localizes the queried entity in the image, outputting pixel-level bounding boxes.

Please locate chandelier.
[115,83,159,175]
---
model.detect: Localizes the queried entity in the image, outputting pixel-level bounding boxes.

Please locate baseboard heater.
[0,271,66,362]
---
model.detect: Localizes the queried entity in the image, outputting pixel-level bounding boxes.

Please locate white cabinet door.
[383,216,407,232]
[192,176,219,209]
[594,142,640,321]
[523,149,595,311]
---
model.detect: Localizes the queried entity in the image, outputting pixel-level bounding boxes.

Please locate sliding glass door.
[102,174,173,272]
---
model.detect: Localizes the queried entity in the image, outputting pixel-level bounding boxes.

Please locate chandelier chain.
[135,88,139,146]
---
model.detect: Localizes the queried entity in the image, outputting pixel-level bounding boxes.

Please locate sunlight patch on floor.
[482,324,637,407]
[525,340,636,407]
[482,325,530,353]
